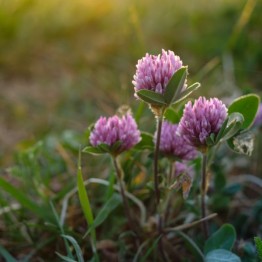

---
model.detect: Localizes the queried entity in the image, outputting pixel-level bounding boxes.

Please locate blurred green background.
[0,0,261,164]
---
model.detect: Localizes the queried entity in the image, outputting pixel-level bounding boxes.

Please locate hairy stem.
[201,153,209,239]
[154,115,164,205]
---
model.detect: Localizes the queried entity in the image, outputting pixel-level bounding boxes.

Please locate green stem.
[112,157,136,233]
[201,153,209,239]
[154,114,164,205]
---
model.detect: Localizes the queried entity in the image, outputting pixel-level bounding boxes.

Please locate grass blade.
[176,231,205,262]
[56,252,77,262]
[84,193,122,238]
[61,235,84,262]
[77,150,97,256]
[50,201,74,259]
[0,244,17,262]
[141,236,161,262]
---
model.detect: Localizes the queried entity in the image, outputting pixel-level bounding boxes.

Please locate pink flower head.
[132,49,183,95]
[157,121,198,160]
[177,97,228,149]
[90,114,141,155]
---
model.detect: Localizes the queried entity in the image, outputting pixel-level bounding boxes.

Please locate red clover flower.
[177,97,228,150]
[157,121,198,160]
[90,113,141,154]
[132,49,183,95]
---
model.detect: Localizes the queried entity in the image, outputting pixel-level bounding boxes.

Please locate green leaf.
[173,82,201,104]
[61,235,84,262]
[223,183,242,196]
[77,152,97,255]
[0,244,17,262]
[84,194,122,237]
[134,132,154,150]
[217,113,244,143]
[204,224,236,254]
[164,67,187,104]
[164,107,180,123]
[228,94,260,130]
[254,237,262,261]
[136,89,166,106]
[205,249,241,262]
[215,118,229,144]
[98,143,111,152]
[0,177,51,222]
[82,146,106,155]
[206,133,216,146]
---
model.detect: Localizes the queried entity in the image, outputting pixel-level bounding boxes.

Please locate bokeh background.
[1,1,262,260]
[0,0,261,166]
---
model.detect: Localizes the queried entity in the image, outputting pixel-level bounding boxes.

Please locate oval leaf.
[204,224,236,254]
[82,146,106,155]
[205,249,241,262]
[228,94,260,130]
[164,66,187,105]
[136,89,166,106]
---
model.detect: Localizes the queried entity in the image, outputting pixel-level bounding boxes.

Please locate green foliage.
[204,224,236,254]
[163,67,188,104]
[77,153,97,257]
[60,235,84,262]
[228,94,260,130]
[136,90,167,107]
[172,82,201,105]
[224,94,260,155]
[254,237,262,261]
[0,244,17,262]
[83,141,123,156]
[216,113,244,143]
[140,236,162,262]
[84,193,122,236]
[205,249,241,262]
[176,231,205,262]
[134,132,154,150]
[0,177,52,222]
[164,107,181,124]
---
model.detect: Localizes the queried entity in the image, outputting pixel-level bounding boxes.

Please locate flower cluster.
[157,121,198,160]
[90,114,141,154]
[177,97,228,149]
[132,49,183,94]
